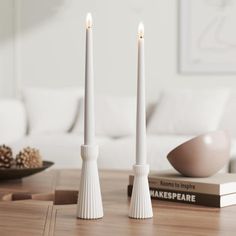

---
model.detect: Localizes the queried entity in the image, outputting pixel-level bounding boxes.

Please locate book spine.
[127,185,221,207]
[129,175,219,195]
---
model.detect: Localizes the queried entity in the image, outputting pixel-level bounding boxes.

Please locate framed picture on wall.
[179,0,236,74]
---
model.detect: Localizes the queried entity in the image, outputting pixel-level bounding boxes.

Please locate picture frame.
[179,0,236,74]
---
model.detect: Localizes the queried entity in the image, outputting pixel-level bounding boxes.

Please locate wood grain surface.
[0,169,235,236]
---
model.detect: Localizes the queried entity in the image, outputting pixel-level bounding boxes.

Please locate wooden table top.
[0,169,235,236]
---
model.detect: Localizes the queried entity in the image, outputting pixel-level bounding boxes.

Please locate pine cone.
[16,147,43,168]
[0,145,14,168]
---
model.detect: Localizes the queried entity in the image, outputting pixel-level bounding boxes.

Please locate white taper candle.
[84,13,95,145]
[136,22,146,165]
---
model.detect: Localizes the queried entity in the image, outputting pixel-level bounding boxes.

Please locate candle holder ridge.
[129,164,153,219]
[77,144,103,219]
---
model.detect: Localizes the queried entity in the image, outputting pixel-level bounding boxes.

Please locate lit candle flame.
[138,22,144,38]
[86,13,92,29]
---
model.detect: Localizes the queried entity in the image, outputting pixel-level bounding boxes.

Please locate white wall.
[0,0,15,98]
[1,0,236,101]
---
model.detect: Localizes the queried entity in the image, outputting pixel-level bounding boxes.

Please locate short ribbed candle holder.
[129,164,153,219]
[77,145,103,219]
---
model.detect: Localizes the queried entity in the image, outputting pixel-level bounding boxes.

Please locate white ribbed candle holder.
[129,164,153,219]
[77,144,103,219]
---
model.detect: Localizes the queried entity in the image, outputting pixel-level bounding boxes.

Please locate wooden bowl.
[167,131,230,177]
[0,161,54,180]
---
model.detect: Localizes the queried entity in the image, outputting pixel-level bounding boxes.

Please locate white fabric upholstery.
[11,134,231,172]
[99,135,193,170]
[11,134,110,168]
[148,89,229,136]
[2,88,236,172]
[73,95,136,137]
[23,87,83,134]
[219,91,236,138]
[11,134,191,170]
[0,100,26,143]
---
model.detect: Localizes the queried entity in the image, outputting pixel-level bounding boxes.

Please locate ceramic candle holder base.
[129,164,153,219]
[76,144,103,219]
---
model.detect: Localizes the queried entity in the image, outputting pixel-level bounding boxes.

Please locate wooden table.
[0,169,235,236]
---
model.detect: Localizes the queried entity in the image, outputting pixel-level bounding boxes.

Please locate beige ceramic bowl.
[167,130,230,177]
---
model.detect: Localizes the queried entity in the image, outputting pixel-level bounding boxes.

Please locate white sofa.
[1,88,236,172]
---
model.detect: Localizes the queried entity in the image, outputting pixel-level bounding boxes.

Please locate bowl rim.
[167,130,229,159]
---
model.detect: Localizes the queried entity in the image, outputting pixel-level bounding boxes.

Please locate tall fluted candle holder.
[129,164,153,219]
[129,22,153,219]
[76,13,103,220]
[77,145,103,219]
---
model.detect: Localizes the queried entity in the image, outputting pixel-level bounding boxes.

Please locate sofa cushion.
[147,89,229,136]
[11,134,110,168]
[10,133,230,172]
[13,134,189,170]
[219,92,236,138]
[72,95,136,137]
[0,100,26,143]
[12,134,190,170]
[98,134,193,170]
[23,87,83,134]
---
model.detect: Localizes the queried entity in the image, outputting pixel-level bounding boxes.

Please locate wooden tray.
[0,161,54,180]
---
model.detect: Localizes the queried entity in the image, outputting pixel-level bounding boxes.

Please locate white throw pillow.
[0,100,26,143]
[147,89,229,135]
[23,87,83,134]
[72,95,136,137]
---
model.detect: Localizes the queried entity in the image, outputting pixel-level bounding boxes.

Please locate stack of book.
[128,171,236,207]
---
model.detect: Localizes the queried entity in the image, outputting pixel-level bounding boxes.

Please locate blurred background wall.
[0,0,235,101]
